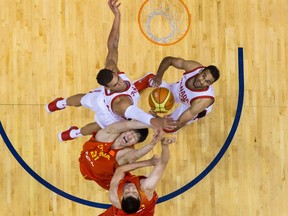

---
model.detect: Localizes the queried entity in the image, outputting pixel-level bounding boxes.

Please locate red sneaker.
[58,126,79,142]
[46,97,66,113]
[134,73,155,92]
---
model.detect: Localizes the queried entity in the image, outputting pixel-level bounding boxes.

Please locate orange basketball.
[148,87,174,113]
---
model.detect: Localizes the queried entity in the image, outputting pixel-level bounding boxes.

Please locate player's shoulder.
[177,59,202,73]
[185,60,202,69]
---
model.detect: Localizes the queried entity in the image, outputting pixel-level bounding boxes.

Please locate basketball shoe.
[58,126,79,142]
[133,73,155,92]
[46,97,66,113]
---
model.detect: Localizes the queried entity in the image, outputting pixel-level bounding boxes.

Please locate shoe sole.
[45,104,52,113]
[58,132,64,142]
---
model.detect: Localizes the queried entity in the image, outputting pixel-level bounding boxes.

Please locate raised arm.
[140,136,176,200]
[95,119,150,143]
[105,0,121,72]
[117,129,164,165]
[151,56,203,87]
[171,97,214,131]
[109,156,159,208]
[111,96,178,131]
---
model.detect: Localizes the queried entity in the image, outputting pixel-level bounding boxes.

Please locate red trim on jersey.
[117,71,125,75]
[88,89,101,94]
[183,66,205,75]
[163,128,180,133]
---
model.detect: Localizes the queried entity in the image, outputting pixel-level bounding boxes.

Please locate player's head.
[204,65,220,83]
[116,128,149,147]
[96,69,126,91]
[121,183,140,214]
[96,69,114,86]
[193,65,220,89]
[133,128,149,143]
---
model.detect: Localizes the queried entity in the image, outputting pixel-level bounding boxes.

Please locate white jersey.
[160,66,215,124]
[81,72,140,128]
[102,72,140,119]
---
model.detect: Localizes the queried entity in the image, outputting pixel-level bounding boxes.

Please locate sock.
[70,129,83,138]
[56,98,67,109]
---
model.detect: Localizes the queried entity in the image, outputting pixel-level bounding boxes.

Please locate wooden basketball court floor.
[0,0,287,215]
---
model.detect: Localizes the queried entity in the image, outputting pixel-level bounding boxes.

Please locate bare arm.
[140,137,176,200]
[117,129,164,165]
[95,119,150,143]
[151,56,203,87]
[174,97,214,130]
[109,156,159,208]
[112,96,178,130]
[105,0,121,72]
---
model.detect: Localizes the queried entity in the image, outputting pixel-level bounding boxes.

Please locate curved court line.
[0,123,111,208]
[158,47,244,202]
[0,47,244,209]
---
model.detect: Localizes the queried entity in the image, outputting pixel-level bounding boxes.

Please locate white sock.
[70,129,83,138]
[56,98,67,109]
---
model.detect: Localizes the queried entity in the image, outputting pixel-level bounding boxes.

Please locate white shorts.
[80,88,123,128]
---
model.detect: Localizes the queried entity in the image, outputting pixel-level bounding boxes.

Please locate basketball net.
[138,0,191,46]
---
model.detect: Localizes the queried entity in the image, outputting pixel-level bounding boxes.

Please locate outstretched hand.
[149,129,164,146]
[108,0,121,15]
[159,116,179,131]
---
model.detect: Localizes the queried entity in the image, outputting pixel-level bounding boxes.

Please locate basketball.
[148,87,174,113]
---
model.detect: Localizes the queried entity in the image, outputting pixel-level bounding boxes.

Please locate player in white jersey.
[80,72,140,129]
[45,0,177,141]
[149,56,220,133]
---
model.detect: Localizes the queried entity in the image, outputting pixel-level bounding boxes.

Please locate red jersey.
[79,136,121,190]
[99,175,158,216]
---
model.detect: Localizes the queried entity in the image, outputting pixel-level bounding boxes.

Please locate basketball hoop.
[138,0,191,46]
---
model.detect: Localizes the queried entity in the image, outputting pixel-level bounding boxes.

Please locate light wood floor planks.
[1,0,287,215]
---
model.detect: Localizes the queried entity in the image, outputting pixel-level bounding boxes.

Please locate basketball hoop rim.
[138,0,191,46]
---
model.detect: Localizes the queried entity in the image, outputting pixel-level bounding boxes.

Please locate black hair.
[133,128,149,143]
[121,196,141,214]
[205,65,220,82]
[96,69,114,86]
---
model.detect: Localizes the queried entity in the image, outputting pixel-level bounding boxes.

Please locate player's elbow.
[163,56,173,64]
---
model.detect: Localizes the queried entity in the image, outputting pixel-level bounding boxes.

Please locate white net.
[138,0,190,45]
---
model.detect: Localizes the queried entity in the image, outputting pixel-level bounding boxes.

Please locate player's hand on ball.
[149,129,164,146]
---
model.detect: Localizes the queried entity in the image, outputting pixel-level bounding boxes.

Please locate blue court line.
[0,47,244,209]
[0,122,111,209]
[158,47,244,203]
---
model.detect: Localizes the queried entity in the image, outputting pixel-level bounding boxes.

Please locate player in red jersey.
[79,119,163,190]
[99,136,175,215]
